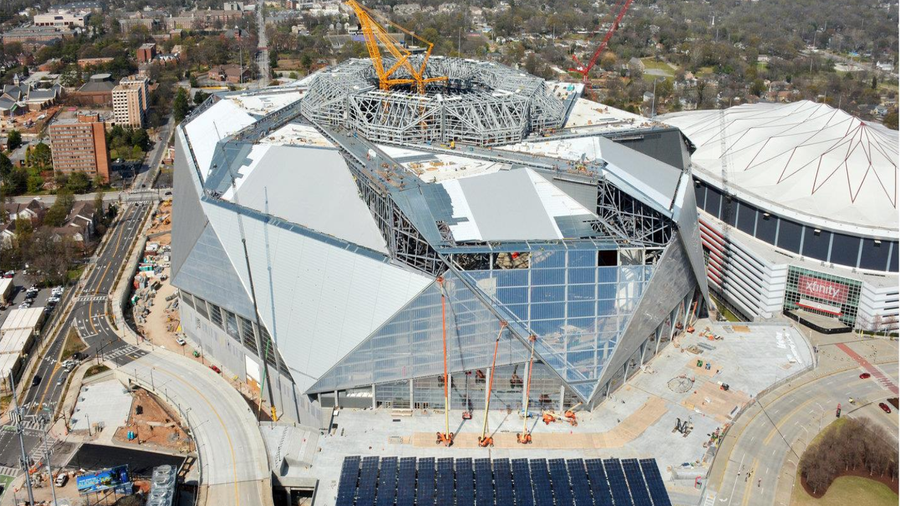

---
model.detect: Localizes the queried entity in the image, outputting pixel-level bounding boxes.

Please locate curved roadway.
[708,350,898,506]
[121,351,273,506]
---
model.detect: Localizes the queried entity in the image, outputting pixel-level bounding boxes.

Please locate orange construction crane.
[435,277,454,447]
[346,0,447,93]
[517,335,537,445]
[569,0,634,85]
[478,321,507,448]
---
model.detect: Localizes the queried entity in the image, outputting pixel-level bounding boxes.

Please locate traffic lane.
[720,364,899,506]
[127,352,270,488]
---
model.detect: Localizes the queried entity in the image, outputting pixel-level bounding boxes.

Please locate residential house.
[51,201,96,245]
[208,64,251,83]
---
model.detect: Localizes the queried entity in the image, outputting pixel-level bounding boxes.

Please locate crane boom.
[569,0,634,84]
[346,0,447,93]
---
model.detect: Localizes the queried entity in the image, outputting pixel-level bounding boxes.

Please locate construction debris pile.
[131,242,172,329]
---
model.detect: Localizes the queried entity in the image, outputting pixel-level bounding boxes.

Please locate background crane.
[346,0,447,93]
[569,0,634,86]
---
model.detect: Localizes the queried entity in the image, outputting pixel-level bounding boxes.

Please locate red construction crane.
[569,0,634,85]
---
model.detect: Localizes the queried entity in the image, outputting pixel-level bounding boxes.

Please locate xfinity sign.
[798,275,849,304]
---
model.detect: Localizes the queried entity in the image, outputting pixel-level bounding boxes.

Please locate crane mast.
[569,0,634,85]
[346,0,447,93]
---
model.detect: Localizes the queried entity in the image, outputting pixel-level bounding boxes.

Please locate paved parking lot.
[0,272,62,328]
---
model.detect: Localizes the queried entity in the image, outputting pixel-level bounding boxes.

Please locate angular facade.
[172,65,708,424]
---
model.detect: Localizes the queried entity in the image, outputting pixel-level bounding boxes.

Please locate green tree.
[0,152,11,179]
[44,189,75,227]
[66,172,92,193]
[194,90,210,105]
[173,87,190,122]
[189,75,199,88]
[26,173,43,193]
[884,110,898,130]
[872,75,877,89]
[750,78,766,97]
[94,191,105,225]
[4,168,28,196]
[6,130,22,151]
[27,142,52,172]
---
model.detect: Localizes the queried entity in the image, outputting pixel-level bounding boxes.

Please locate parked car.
[879,402,892,414]
[860,372,871,379]
[48,296,60,304]
[176,338,187,346]
[2,271,14,278]
[31,375,41,386]
[55,474,67,487]
[210,365,222,374]
[51,286,64,296]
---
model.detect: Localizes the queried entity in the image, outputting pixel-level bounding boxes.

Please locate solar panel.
[566,459,593,506]
[456,459,475,506]
[336,456,361,506]
[417,457,436,506]
[585,459,614,506]
[397,458,417,506]
[603,459,633,506]
[529,459,554,506]
[437,458,455,506]
[356,456,380,506]
[639,459,672,506]
[474,458,494,506]
[376,457,398,506]
[622,459,653,506]
[511,459,534,506]
[493,459,514,506]
[547,459,574,505]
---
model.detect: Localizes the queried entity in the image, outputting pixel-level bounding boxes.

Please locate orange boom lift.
[517,335,537,445]
[435,277,454,447]
[478,321,507,448]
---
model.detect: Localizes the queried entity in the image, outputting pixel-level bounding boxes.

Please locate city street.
[706,336,899,506]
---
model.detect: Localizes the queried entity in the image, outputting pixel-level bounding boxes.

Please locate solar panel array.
[336,456,671,506]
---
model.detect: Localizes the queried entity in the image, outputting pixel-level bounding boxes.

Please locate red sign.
[798,275,849,304]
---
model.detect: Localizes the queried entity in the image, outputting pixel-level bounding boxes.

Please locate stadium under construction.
[171,51,709,426]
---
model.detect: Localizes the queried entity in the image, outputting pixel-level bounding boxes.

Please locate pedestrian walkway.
[836,342,899,394]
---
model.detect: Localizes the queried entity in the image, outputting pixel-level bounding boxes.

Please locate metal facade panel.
[674,177,710,301]
[546,178,598,213]
[203,200,431,393]
[233,145,389,254]
[171,131,209,278]
[591,237,697,403]
[171,224,256,320]
[597,136,682,209]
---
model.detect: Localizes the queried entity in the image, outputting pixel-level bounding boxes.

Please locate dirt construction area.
[114,388,194,453]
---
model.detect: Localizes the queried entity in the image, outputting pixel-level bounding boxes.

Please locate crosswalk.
[76,295,108,302]
[702,491,716,506]
[0,465,20,477]
[29,434,56,464]
[104,345,143,361]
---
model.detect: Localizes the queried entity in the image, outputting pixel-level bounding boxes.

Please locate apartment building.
[112,76,150,128]
[48,112,110,182]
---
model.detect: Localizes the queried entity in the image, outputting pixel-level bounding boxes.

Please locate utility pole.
[42,423,58,506]
[9,373,35,506]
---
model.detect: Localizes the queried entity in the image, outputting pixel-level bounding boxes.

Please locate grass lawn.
[0,474,13,496]
[67,264,85,283]
[791,475,898,506]
[85,364,110,378]
[640,57,676,73]
[62,327,87,359]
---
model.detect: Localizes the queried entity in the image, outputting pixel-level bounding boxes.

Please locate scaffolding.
[301,58,567,147]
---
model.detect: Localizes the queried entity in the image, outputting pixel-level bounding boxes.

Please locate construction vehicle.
[435,277,454,447]
[346,0,447,93]
[564,402,582,427]
[478,322,507,448]
[569,0,634,86]
[517,335,538,445]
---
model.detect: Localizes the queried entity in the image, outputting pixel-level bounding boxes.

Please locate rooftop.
[659,101,899,239]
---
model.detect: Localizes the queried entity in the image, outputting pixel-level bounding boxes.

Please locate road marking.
[836,343,899,395]
[740,460,759,506]
[151,364,242,505]
[763,397,816,446]
[76,295,107,302]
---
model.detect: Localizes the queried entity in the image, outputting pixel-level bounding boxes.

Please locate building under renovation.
[171,56,709,425]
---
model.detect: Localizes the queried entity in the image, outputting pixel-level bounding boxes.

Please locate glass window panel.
[597,267,618,283]
[497,287,527,304]
[532,251,565,268]
[224,311,239,340]
[567,268,596,284]
[598,283,617,300]
[530,302,565,320]
[507,304,528,320]
[531,286,564,303]
[568,250,595,267]
[531,319,564,336]
[777,219,802,253]
[567,284,595,301]
[802,227,831,262]
[830,233,860,268]
[531,269,565,286]
[567,301,595,317]
[496,269,528,287]
[859,238,890,271]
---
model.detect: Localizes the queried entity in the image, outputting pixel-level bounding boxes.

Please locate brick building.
[48,112,110,182]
